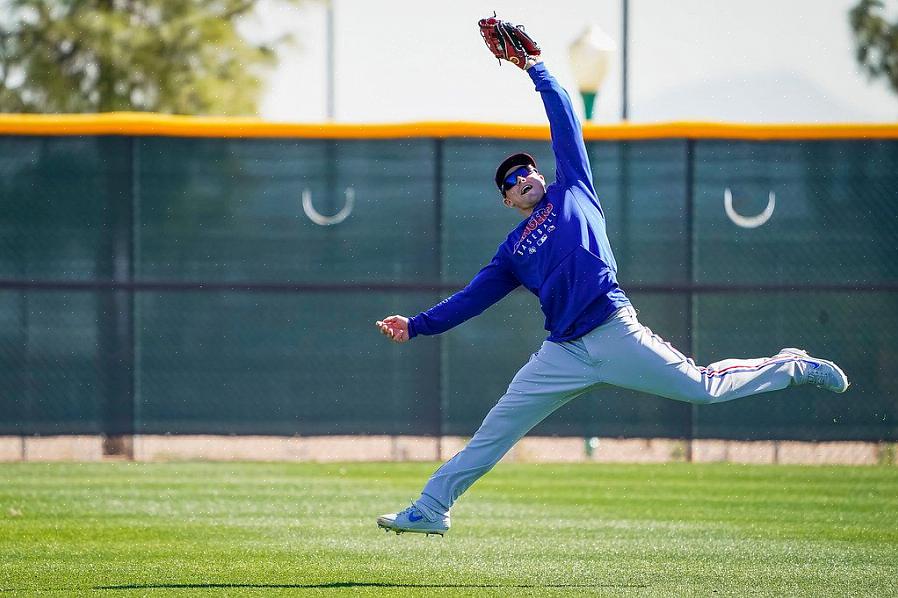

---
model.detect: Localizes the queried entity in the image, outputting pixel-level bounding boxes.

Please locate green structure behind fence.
[1,122,896,441]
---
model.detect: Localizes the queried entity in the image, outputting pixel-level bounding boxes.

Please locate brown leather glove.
[478,16,541,69]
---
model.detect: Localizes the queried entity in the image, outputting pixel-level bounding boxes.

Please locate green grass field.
[1,462,896,596]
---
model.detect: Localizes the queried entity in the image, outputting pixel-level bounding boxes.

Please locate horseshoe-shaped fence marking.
[724,188,776,229]
[302,187,355,226]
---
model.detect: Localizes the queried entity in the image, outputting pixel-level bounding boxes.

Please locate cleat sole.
[377,521,447,536]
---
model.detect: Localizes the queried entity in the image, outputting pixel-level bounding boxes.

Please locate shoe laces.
[398,502,423,519]
[805,363,828,387]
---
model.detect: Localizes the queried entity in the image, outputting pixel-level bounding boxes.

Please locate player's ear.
[502,196,513,207]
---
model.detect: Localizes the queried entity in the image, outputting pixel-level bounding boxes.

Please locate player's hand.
[376,315,410,343]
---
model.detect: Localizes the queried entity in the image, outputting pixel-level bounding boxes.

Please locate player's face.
[502,166,546,213]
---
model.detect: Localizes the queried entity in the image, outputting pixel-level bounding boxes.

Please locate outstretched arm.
[375,255,519,343]
[477,16,595,195]
[527,61,595,193]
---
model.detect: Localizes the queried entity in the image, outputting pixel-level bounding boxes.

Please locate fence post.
[685,138,696,461]
[434,137,445,459]
[98,136,135,458]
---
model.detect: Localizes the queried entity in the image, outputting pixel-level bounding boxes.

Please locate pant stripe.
[699,356,799,379]
[645,327,693,364]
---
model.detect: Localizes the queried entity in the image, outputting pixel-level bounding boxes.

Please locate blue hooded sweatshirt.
[408,62,630,343]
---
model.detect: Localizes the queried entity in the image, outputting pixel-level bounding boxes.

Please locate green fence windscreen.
[1,134,896,441]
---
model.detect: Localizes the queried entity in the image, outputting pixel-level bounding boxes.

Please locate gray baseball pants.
[414,306,810,518]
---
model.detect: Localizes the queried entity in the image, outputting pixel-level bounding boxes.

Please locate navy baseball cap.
[494,152,537,193]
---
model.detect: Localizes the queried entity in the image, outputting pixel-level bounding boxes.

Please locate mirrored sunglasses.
[502,166,533,191]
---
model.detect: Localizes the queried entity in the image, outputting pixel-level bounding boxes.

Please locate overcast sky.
[244,0,898,124]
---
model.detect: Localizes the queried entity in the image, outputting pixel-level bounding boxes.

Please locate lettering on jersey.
[514,203,556,256]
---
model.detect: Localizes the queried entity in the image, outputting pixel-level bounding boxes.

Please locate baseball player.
[374,17,849,537]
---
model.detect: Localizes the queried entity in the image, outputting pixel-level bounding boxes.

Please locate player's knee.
[673,386,717,405]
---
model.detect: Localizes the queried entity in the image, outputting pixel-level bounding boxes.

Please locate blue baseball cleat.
[377,504,450,536]
[780,348,850,393]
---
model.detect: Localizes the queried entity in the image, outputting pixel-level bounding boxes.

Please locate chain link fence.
[1,132,895,441]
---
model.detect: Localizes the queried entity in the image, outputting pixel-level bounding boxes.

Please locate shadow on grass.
[95,581,648,590]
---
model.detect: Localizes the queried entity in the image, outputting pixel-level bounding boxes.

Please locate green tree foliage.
[850,0,898,96]
[0,0,301,114]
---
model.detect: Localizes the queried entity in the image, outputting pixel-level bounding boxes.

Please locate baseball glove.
[478,16,541,69]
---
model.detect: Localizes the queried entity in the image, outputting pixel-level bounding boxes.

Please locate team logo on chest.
[513,202,556,256]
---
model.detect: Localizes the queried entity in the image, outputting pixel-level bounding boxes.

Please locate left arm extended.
[527,61,596,195]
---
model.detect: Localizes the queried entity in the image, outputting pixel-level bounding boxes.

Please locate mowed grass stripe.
[1,462,896,597]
